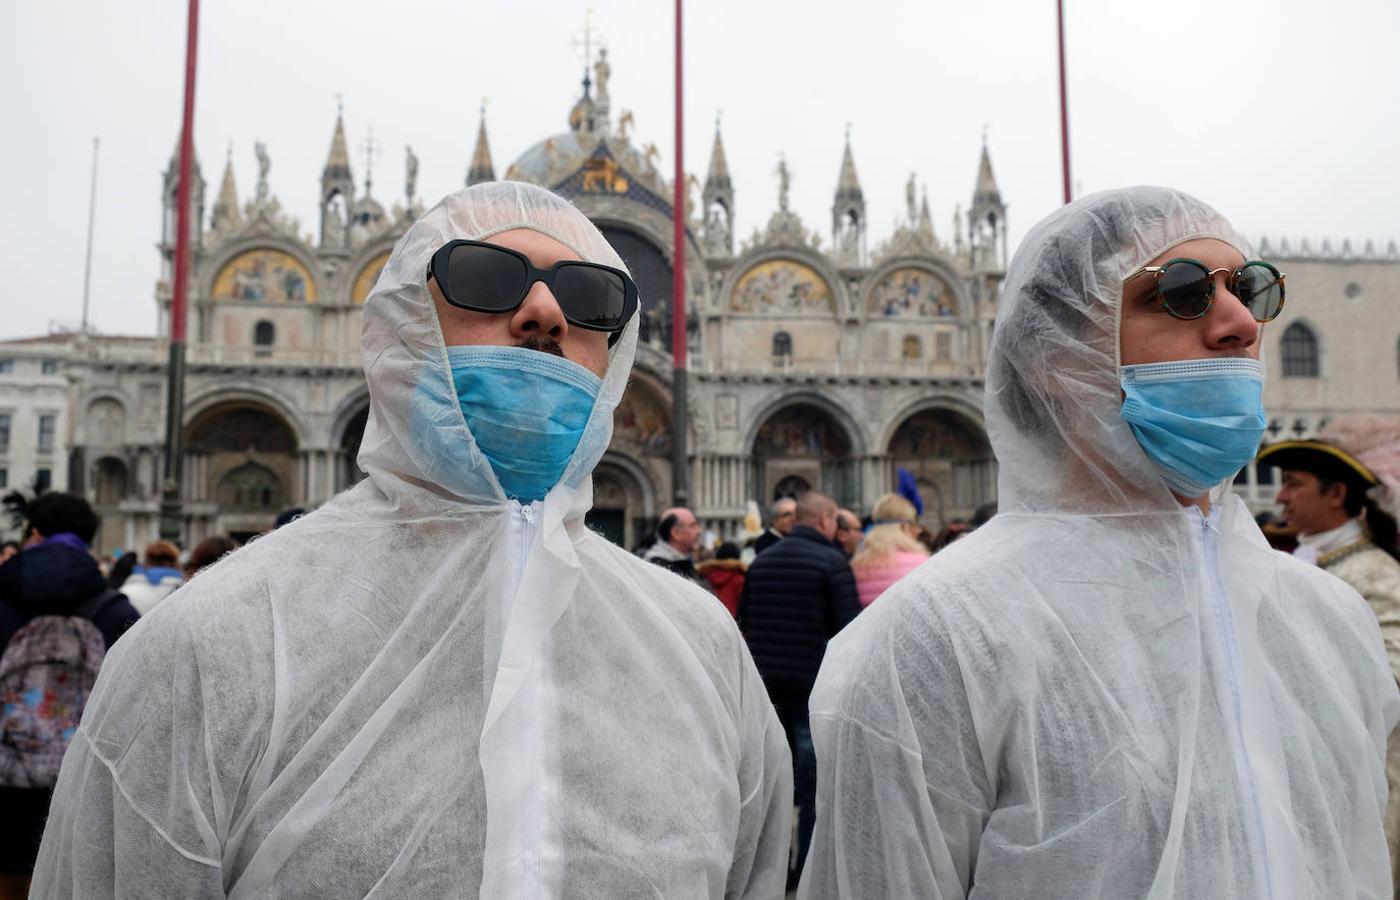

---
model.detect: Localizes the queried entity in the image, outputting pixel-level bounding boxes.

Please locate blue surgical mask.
[1119,357,1267,498]
[446,345,602,502]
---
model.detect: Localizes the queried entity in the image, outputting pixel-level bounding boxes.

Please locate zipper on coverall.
[508,499,546,893]
[1196,508,1274,897]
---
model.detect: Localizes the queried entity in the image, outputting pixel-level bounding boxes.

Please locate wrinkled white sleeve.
[798,596,990,899]
[31,597,258,899]
[726,639,795,899]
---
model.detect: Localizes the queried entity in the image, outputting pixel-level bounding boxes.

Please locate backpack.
[0,589,120,789]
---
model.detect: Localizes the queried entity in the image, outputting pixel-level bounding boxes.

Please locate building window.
[37,414,55,453]
[0,414,9,450]
[34,468,51,492]
[40,358,59,375]
[0,468,7,489]
[901,335,922,360]
[771,331,792,359]
[1280,322,1319,378]
[0,359,13,374]
[254,320,275,347]
[935,331,953,361]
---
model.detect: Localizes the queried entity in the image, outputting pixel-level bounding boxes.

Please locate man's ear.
[1323,480,1348,510]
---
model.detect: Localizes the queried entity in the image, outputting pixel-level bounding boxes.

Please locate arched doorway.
[587,455,657,551]
[91,456,128,552]
[751,403,858,506]
[185,401,299,541]
[887,408,994,526]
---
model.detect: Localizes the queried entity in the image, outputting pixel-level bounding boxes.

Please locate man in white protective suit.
[32,182,793,898]
[798,186,1400,898]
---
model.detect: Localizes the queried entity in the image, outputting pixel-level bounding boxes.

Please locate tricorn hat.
[1256,439,1380,490]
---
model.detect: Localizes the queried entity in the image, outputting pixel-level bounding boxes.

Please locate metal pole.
[670,0,689,507]
[80,136,99,334]
[1056,0,1072,204]
[160,0,200,544]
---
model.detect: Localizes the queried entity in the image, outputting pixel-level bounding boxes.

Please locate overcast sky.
[2,0,1396,339]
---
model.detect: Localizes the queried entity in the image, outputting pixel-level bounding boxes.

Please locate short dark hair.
[26,492,101,545]
[716,541,741,560]
[658,513,679,543]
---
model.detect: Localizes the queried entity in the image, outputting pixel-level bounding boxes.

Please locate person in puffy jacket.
[696,541,746,616]
[119,540,184,614]
[738,490,860,888]
[850,493,929,608]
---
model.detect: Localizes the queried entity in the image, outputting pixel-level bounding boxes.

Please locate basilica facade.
[35,52,1397,556]
[56,52,1004,552]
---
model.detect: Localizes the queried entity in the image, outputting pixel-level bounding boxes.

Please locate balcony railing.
[692,355,980,379]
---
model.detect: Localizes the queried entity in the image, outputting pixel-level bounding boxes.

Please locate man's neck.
[1175,492,1210,516]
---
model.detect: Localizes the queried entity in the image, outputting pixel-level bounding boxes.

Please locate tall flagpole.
[160,0,200,543]
[1056,0,1072,204]
[670,0,689,507]
[80,137,99,334]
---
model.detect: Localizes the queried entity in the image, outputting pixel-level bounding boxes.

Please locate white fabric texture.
[799,186,1400,898]
[33,181,792,898]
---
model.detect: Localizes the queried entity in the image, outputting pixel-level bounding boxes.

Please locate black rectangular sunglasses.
[427,239,638,339]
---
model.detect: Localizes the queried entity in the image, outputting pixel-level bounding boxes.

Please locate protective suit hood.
[33,182,792,898]
[800,187,1398,898]
[357,180,637,515]
[986,185,1252,515]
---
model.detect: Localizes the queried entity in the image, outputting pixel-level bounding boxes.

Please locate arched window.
[901,335,922,360]
[1280,322,1319,377]
[254,320,275,347]
[771,331,793,359]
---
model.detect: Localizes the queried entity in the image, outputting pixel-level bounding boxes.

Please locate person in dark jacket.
[737,490,860,888]
[0,493,139,895]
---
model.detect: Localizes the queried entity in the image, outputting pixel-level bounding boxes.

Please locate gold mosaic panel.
[212,249,316,303]
[352,251,391,304]
[731,260,833,313]
[869,266,954,318]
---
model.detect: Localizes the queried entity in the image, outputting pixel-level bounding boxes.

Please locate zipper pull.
[521,503,534,525]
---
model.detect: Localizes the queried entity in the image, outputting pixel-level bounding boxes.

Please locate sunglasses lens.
[552,263,629,329]
[445,244,528,312]
[1156,260,1212,319]
[1235,262,1284,322]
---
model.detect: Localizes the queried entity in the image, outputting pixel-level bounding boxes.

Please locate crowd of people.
[1,182,1398,898]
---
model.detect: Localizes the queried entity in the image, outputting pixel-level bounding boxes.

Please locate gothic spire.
[467,106,496,186]
[974,138,1001,206]
[704,118,732,192]
[834,127,863,205]
[323,104,353,183]
[211,147,241,230]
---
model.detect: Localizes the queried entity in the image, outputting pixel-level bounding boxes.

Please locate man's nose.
[1202,273,1260,351]
[509,281,568,340]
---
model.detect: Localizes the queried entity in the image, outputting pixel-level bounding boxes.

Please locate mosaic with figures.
[212,249,316,303]
[869,267,954,318]
[731,260,833,314]
[352,251,390,304]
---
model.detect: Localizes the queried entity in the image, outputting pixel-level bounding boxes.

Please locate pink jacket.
[854,550,929,608]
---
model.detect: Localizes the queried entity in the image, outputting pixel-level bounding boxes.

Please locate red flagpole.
[160,0,199,542]
[1056,0,1072,204]
[670,0,689,505]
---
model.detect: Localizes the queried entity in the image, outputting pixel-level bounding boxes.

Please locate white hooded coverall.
[798,187,1400,898]
[32,183,793,898]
